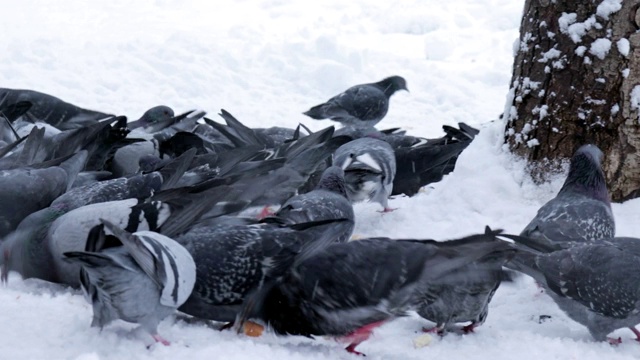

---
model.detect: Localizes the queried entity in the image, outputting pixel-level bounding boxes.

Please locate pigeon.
[303,76,408,128]
[109,110,206,177]
[176,218,352,323]
[0,150,87,237]
[0,156,277,286]
[63,220,196,345]
[333,137,396,212]
[263,166,355,243]
[0,88,112,130]
[126,106,175,130]
[503,233,640,343]
[519,144,614,244]
[241,228,515,355]
[413,232,515,334]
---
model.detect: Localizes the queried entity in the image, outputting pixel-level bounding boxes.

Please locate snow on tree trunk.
[503,0,640,201]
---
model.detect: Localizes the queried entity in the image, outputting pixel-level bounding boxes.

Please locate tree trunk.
[504,0,640,201]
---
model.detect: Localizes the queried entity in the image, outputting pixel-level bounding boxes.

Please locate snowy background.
[2,0,640,359]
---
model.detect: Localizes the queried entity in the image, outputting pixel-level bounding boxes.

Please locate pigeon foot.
[377,207,397,214]
[629,327,640,341]
[421,325,445,336]
[339,320,386,356]
[462,323,477,334]
[607,337,622,345]
[152,334,171,346]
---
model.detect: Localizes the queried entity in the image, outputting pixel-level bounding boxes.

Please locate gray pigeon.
[176,218,352,323]
[242,228,515,356]
[264,166,355,242]
[303,76,408,128]
[519,144,614,243]
[504,233,640,343]
[0,176,246,286]
[333,137,396,212]
[126,106,175,130]
[0,88,112,130]
[0,150,87,237]
[63,220,196,345]
[413,239,515,334]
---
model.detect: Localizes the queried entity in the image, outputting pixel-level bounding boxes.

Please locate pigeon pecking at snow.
[303,75,408,128]
[63,220,196,346]
[503,233,640,344]
[240,228,515,356]
[519,144,614,244]
[333,136,396,212]
[413,229,517,335]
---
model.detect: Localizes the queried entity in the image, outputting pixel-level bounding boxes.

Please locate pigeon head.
[378,75,408,96]
[128,106,175,129]
[559,144,609,203]
[142,105,174,124]
[316,166,348,198]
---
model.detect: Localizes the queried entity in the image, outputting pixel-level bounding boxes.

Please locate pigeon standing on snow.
[414,236,515,334]
[503,233,640,343]
[303,76,408,128]
[519,144,614,244]
[333,137,396,212]
[265,166,355,242]
[242,228,515,356]
[63,220,196,346]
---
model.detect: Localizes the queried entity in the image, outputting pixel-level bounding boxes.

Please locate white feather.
[355,153,382,172]
[135,231,196,307]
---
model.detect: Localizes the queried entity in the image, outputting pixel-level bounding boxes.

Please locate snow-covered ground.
[1,1,640,359]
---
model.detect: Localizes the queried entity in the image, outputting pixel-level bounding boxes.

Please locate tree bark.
[504,0,640,201]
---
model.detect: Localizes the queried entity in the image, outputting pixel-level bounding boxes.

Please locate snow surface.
[2,1,640,359]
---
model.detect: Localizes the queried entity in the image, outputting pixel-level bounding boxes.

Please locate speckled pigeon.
[413,229,516,334]
[63,220,196,346]
[333,137,396,212]
[176,218,352,323]
[263,166,354,242]
[519,144,614,244]
[503,233,640,343]
[242,228,515,355]
[303,76,408,128]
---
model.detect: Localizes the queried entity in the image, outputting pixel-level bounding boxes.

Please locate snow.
[596,0,623,20]
[1,1,640,360]
[589,38,612,60]
[617,38,630,57]
[630,86,640,118]
[559,13,597,43]
[575,45,587,56]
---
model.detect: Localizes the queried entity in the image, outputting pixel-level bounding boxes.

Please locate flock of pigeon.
[0,76,634,355]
